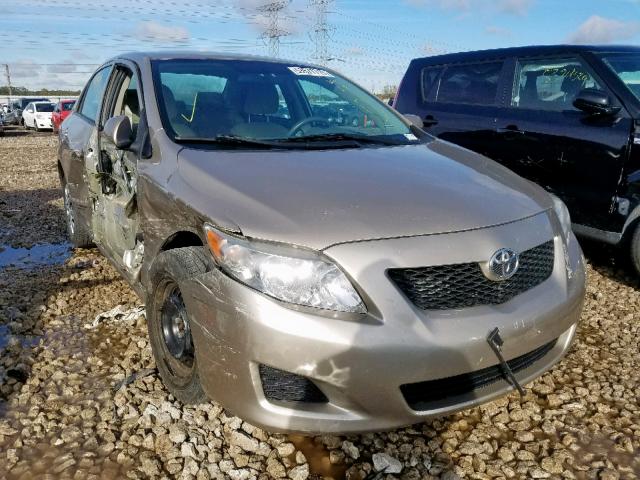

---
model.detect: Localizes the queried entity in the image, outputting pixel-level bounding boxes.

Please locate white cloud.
[404,0,532,15]
[345,46,365,56]
[135,21,190,43]
[485,25,512,36]
[497,0,533,16]
[46,61,78,74]
[8,61,41,79]
[568,15,640,44]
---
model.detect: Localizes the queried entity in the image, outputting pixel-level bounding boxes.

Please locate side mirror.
[403,113,424,128]
[573,89,621,116]
[103,115,133,149]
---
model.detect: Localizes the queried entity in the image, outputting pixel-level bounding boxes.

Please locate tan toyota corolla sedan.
[57,52,586,433]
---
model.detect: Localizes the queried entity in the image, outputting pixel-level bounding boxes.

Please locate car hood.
[176,140,552,250]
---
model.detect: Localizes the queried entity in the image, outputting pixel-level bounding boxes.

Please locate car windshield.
[599,52,640,101]
[35,103,54,112]
[152,59,420,147]
[62,101,75,111]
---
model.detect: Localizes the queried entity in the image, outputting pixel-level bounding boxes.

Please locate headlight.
[551,194,572,240]
[204,224,366,313]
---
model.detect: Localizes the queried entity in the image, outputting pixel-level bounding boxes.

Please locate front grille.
[259,364,328,403]
[401,338,557,410]
[388,240,554,311]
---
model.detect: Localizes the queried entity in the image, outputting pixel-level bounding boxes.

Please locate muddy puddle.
[0,323,41,351]
[0,242,71,269]
[288,434,348,479]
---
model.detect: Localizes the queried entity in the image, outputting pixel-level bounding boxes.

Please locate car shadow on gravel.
[0,127,53,138]
[578,237,640,290]
[0,187,67,247]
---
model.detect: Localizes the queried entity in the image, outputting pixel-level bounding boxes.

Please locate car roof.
[410,44,640,65]
[102,50,326,69]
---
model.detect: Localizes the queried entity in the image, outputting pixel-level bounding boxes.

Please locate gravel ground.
[0,131,638,480]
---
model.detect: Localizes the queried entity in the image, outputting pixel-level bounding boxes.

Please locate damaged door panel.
[91,64,144,279]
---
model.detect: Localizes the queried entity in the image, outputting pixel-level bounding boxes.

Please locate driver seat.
[230,82,288,139]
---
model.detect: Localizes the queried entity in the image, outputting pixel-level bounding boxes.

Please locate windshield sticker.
[404,133,418,141]
[288,66,334,77]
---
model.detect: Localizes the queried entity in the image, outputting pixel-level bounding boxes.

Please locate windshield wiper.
[278,133,403,145]
[173,135,283,148]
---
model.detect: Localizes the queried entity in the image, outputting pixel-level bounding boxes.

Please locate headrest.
[561,71,586,94]
[242,82,279,115]
[198,91,225,106]
[123,89,139,116]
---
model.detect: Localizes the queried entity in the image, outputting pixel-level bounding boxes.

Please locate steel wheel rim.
[160,284,194,368]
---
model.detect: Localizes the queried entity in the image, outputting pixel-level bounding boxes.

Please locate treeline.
[0,85,81,96]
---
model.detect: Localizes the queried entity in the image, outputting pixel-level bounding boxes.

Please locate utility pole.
[310,0,333,65]
[4,64,12,103]
[257,1,291,58]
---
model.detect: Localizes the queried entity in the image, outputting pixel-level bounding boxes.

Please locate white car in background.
[22,101,55,131]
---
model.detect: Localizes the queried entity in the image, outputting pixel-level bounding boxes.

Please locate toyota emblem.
[484,248,520,281]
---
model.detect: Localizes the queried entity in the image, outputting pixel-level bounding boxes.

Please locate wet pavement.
[0,132,638,479]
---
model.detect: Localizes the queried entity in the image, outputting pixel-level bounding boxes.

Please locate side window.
[115,74,141,133]
[101,68,143,139]
[79,67,111,123]
[436,61,503,105]
[421,66,443,101]
[511,57,602,111]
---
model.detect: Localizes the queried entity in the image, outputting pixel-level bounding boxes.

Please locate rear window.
[436,61,503,105]
[35,103,54,112]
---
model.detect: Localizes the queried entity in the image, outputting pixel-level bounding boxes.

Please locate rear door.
[59,65,112,229]
[494,54,632,231]
[412,60,508,158]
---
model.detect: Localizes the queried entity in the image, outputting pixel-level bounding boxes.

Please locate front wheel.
[147,247,211,404]
[631,221,640,276]
[34,119,39,132]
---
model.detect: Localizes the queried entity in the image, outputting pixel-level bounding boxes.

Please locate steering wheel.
[287,116,331,137]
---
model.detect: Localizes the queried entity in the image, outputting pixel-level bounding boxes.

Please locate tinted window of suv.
[512,57,601,111]
[421,66,443,100]
[436,62,503,105]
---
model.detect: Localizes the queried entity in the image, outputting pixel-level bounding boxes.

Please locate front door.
[92,64,143,276]
[494,55,632,232]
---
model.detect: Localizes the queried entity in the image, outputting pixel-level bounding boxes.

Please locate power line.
[4,64,12,101]
[257,1,292,58]
[310,0,333,65]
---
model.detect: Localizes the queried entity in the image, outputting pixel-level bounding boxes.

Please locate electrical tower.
[310,0,333,65]
[257,1,291,58]
[3,64,12,102]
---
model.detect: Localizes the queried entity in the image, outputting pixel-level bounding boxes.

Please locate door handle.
[496,125,525,135]
[423,115,439,127]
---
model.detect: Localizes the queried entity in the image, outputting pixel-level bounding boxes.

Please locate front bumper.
[181,212,585,433]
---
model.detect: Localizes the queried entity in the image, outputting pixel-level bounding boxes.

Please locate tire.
[147,247,211,404]
[63,181,93,247]
[631,221,640,276]
[34,119,39,132]
[21,118,27,129]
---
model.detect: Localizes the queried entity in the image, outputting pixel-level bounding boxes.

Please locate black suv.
[394,45,640,273]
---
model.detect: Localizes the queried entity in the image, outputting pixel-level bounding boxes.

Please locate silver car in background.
[58,52,586,433]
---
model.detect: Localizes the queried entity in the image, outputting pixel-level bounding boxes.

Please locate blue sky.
[1,0,639,92]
